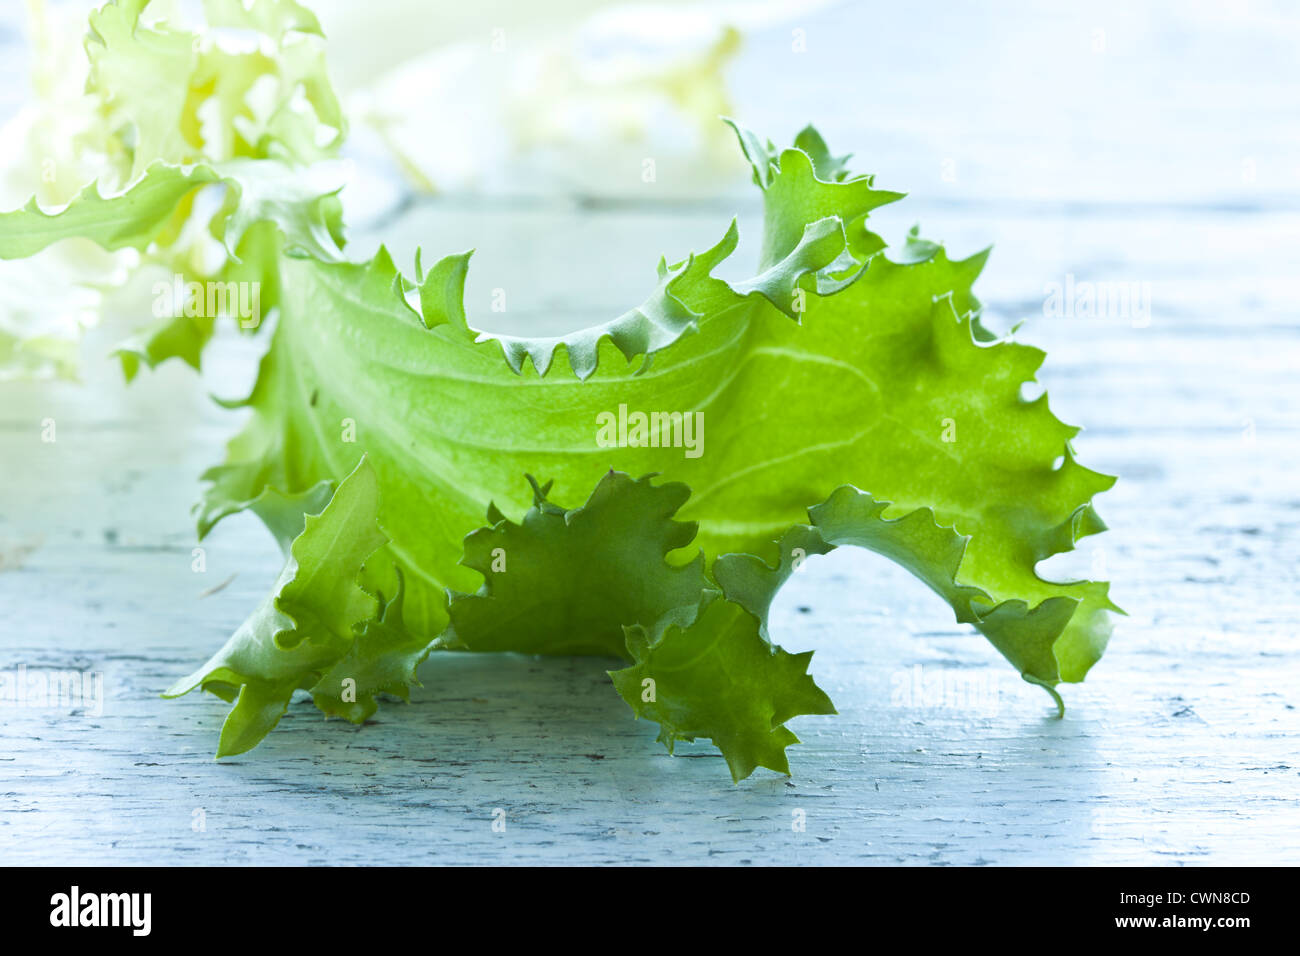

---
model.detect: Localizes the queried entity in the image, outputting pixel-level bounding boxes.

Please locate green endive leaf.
[244,480,337,555]
[309,568,434,724]
[163,458,432,755]
[445,471,709,657]
[806,488,1095,691]
[611,593,835,783]
[0,159,345,263]
[209,158,347,262]
[114,312,215,383]
[193,121,1115,704]
[445,470,835,780]
[0,163,220,258]
[713,525,835,638]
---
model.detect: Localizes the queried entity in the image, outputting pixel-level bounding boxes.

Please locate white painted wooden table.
[1,0,1298,865]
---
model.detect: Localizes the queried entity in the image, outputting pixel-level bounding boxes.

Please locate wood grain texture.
[1,0,1298,866]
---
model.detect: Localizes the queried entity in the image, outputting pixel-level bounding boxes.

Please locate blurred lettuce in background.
[0,0,347,380]
[0,0,829,381]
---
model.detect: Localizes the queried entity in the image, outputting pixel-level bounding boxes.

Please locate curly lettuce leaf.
[445,471,709,657]
[712,525,834,638]
[172,118,1117,776]
[0,164,222,259]
[612,593,835,783]
[193,121,1114,703]
[163,457,432,755]
[309,568,433,724]
[443,470,835,780]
